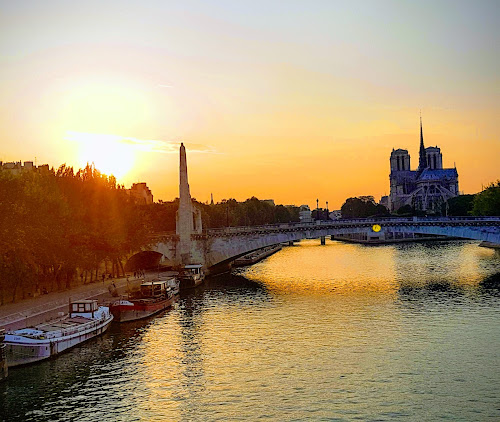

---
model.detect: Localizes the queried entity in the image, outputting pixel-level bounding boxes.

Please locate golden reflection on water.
[242,240,399,296]
[4,239,498,421]
[129,239,499,421]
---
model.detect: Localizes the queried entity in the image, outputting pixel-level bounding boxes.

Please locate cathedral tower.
[418,115,427,172]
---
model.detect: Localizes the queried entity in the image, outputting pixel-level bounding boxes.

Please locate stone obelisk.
[177,142,193,264]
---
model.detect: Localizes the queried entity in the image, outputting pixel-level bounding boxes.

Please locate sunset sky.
[1,0,498,209]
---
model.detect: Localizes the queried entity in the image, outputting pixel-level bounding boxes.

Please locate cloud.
[65,131,217,154]
[158,84,174,88]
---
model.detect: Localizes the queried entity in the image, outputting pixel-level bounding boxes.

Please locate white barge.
[4,300,113,367]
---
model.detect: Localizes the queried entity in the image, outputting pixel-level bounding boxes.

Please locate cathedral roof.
[418,168,458,181]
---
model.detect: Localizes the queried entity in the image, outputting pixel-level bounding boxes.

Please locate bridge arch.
[125,250,163,272]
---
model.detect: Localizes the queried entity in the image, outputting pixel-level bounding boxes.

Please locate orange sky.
[1,1,498,209]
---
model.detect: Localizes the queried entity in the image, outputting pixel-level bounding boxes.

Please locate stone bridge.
[128,144,500,274]
[149,217,500,272]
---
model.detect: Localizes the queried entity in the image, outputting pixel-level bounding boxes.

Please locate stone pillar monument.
[177,143,194,264]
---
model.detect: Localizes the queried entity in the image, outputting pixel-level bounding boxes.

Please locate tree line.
[144,197,300,233]
[0,165,150,304]
[446,181,500,216]
[0,168,300,304]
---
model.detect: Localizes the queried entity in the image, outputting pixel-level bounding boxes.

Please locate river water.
[1,240,499,421]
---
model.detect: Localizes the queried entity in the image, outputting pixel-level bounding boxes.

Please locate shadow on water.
[398,279,465,299]
[179,271,271,306]
[396,272,500,311]
[172,272,271,420]
[0,334,113,421]
[0,313,167,422]
[479,272,500,296]
[205,271,268,292]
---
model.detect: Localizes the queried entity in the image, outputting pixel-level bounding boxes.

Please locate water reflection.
[1,240,499,421]
[242,240,399,296]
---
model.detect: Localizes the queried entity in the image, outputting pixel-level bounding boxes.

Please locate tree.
[472,181,500,216]
[396,204,414,216]
[0,165,151,303]
[445,194,475,216]
[341,197,389,218]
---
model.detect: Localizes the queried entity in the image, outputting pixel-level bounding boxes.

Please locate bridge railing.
[202,216,500,236]
[152,216,499,239]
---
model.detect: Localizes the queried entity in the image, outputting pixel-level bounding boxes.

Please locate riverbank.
[0,276,144,331]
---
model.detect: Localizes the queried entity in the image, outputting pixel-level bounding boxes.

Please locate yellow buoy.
[372,224,381,232]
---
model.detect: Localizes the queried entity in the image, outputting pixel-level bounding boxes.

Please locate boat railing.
[0,329,5,361]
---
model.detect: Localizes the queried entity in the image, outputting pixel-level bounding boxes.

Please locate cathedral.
[389,117,459,213]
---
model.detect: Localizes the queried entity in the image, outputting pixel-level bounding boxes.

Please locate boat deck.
[36,316,91,332]
[36,315,93,332]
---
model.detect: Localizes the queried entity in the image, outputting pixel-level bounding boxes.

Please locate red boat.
[110,278,179,323]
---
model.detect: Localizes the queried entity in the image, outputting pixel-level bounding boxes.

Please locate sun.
[66,131,135,180]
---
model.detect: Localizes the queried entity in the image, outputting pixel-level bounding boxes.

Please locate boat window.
[73,303,86,312]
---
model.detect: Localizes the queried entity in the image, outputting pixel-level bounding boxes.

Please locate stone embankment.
[0,276,145,331]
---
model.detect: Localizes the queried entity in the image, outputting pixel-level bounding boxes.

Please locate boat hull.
[4,316,113,367]
[110,296,175,323]
[179,276,204,290]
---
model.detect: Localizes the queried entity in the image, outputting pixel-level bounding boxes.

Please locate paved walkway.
[0,276,144,331]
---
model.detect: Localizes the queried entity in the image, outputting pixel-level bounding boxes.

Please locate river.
[1,240,499,421]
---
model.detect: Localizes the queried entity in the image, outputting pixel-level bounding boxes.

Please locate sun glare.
[66,131,136,180]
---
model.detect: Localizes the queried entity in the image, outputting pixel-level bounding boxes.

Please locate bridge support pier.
[288,241,294,246]
[320,236,326,245]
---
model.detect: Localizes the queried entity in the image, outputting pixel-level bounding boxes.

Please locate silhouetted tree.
[445,194,475,216]
[0,165,150,303]
[341,197,389,218]
[473,181,500,216]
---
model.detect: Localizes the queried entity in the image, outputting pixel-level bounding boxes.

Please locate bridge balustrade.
[152,217,499,240]
[200,216,499,237]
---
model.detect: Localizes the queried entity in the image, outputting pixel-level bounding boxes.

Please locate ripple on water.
[1,240,499,421]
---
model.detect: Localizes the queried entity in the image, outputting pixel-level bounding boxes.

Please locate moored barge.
[110,277,179,322]
[178,264,205,290]
[4,300,113,367]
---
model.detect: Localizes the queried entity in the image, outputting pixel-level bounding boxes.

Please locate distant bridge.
[129,145,499,273]
[148,216,500,272]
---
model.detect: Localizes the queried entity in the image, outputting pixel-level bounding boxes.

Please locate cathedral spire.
[418,112,427,171]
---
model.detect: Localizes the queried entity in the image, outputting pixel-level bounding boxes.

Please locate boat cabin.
[140,280,168,297]
[182,264,203,277]
[70,300,98,314]
[69,300,99,318]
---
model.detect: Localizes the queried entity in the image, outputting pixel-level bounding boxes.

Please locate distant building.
[299,205,312,222]
[379,196,389,210]
[262,199,275,206]
[329,210,342,220]
[389,117,459,213]
[128,183,153,205]
[0,160,49,175]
